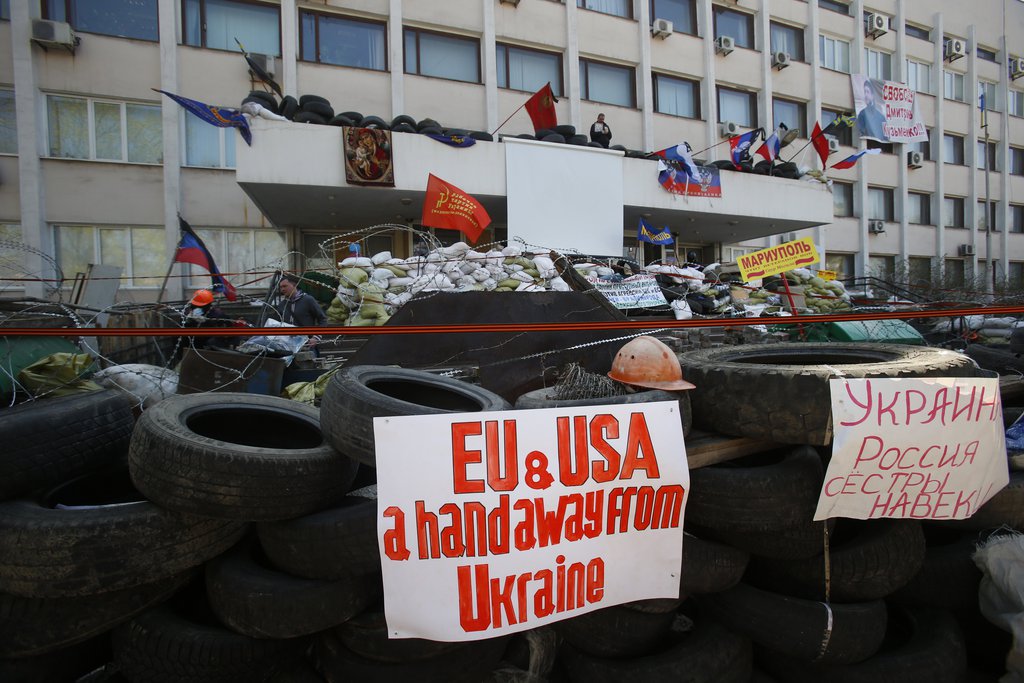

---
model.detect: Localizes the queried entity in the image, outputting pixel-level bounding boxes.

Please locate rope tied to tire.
[813,601,835,662]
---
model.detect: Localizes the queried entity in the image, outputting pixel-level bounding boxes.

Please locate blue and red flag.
[653,142,700,182]
[729,129,762,169]
[155,89,252,146]
[755,125,784,162]
[175,217,237,300]
[830,148,882,170]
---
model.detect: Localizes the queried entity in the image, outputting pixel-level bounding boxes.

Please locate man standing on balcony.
[590,113,612,147]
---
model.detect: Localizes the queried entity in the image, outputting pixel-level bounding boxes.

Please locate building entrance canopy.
[235,119,833,250]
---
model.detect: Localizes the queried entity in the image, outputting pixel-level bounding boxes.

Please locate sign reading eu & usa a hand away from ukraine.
[815,377,1009,521]
[374,402,689,641]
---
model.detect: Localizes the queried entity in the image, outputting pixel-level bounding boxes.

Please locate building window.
[54,225,167,288]
[868,255,895,280]
[717,86,756,127]
[864,48,892,81]
[976,45,998,62]
[772,97,805,132]
[865,138,893,154]
[868,187,895,221]
[577,0,632,19]
[943,133,964,165]
[944,196,965,228]
[822,108,853,146]
[908,257,932,286]
[943,70,965,101]
[0,224,24,290]
[1011,205,1024,233]
[819,35,851,73]
[43,0,158,41]
[46,95,162,164]
[404,28,480,83]
[1008,262,1024,288]
[905,24,930,41]
[976,140,997,171]
[979,81,999,112]
[770,22,804,61]
[183,111,236,168]
[714,7,754,49]
[579,59,635,107]
[187,228,287,290]
[299,12,386,70]
[0,0,8,20]
[905,59,930,94]
[183,0,281,56]
[497,44,563,96]
[0,89,15,154]
[1009,90,1024,117]
[832,182,853,217]
[653,73,699,118]
[907,129,931,160]
[908,192,931,225]
[1010,147,1024,175]
[650,0,696,36]
[818,0,849,15]
[944,259,965,287]
[978,201,997,231]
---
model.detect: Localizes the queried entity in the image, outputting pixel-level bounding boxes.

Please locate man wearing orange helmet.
[183,289,234,349]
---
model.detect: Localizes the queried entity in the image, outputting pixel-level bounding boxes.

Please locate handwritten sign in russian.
[586,274,669,310]
[818,270,838,281]
[375,402,688,641]
[814,377,1009,521]
[737,237,820,281]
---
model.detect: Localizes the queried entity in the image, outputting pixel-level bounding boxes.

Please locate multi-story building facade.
[1,0,1022,302]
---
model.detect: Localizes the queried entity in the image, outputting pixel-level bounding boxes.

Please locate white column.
[158,0,183,302]
[566,0,581,128]
[895,0,909,271]
[637,0,654,152]
[699,0,717,158]
[281,0,298,97]
[389,0,405,117]
[933,11,945,280]
[11,1,45,299]
[483,0,498,133]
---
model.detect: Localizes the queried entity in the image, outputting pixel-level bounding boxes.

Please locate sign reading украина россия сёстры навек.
[373,402,689,642]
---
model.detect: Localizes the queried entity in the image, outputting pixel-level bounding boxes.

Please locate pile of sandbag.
[325,243,573,327]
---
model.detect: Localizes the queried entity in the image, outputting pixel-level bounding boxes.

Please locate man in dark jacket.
[275,274,326,327]
[590,113,612,147]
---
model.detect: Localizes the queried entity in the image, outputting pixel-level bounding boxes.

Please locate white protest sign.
[375,401,688,641]
[814,377,1009,521]
[586,274,669,309]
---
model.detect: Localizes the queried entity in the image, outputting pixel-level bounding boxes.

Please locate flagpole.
[156,258,178,305]
[490,102,527,137]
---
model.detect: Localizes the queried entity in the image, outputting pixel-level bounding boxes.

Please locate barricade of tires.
[0,353,1019,681]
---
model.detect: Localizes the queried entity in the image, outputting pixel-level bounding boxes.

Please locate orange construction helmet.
[190,289,214,307]
[608,336,696,391]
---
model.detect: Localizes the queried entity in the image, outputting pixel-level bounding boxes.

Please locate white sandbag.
[459,261,477,275]
[595,267,615,278]
[93,364,178,409]
[466,250,488,262]
[532,255,557,279]
[505,263,524,273]
[510,270,535,283]
[389,277,414,288]
[965,315,990,330]
[371,251,392,265]
[979,328,1014,339]
[501,246,522,257]
[471,268,490,282]
[670,299,692,320]
[339,256,373,268]
[482,277,497,290]
[385,258,410,271]
[426,252,444,263]
[515,282,544,292]
[985,317,1017,329]
[370,268,394,282]
[548,276,570,292]
[973,531,1024,680]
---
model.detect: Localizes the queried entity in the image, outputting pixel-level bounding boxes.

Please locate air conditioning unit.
[498,0,521,5]
[958,244,976,256]
[1010,57,1024,80]
[715,35,735,56]
[719,121,739,137]
[907,150,923,168]
[772,51,791,70]
[650,18,673,39]
[248,53,276,79]
[944,38,966,62]
[826,135,840,154]
[865,13,888,39]
[868,220,886,234]
[31,19,77,52]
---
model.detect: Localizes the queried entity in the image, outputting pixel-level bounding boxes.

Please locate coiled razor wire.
[551,362,627,400]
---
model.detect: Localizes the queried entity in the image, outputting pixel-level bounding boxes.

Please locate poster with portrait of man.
[850,75,928,144]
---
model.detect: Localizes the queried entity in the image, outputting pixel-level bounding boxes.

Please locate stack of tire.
[240,91,495,141]
[2,349,1020,681]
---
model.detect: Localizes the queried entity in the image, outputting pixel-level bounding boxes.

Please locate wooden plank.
[685,429,782,469]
